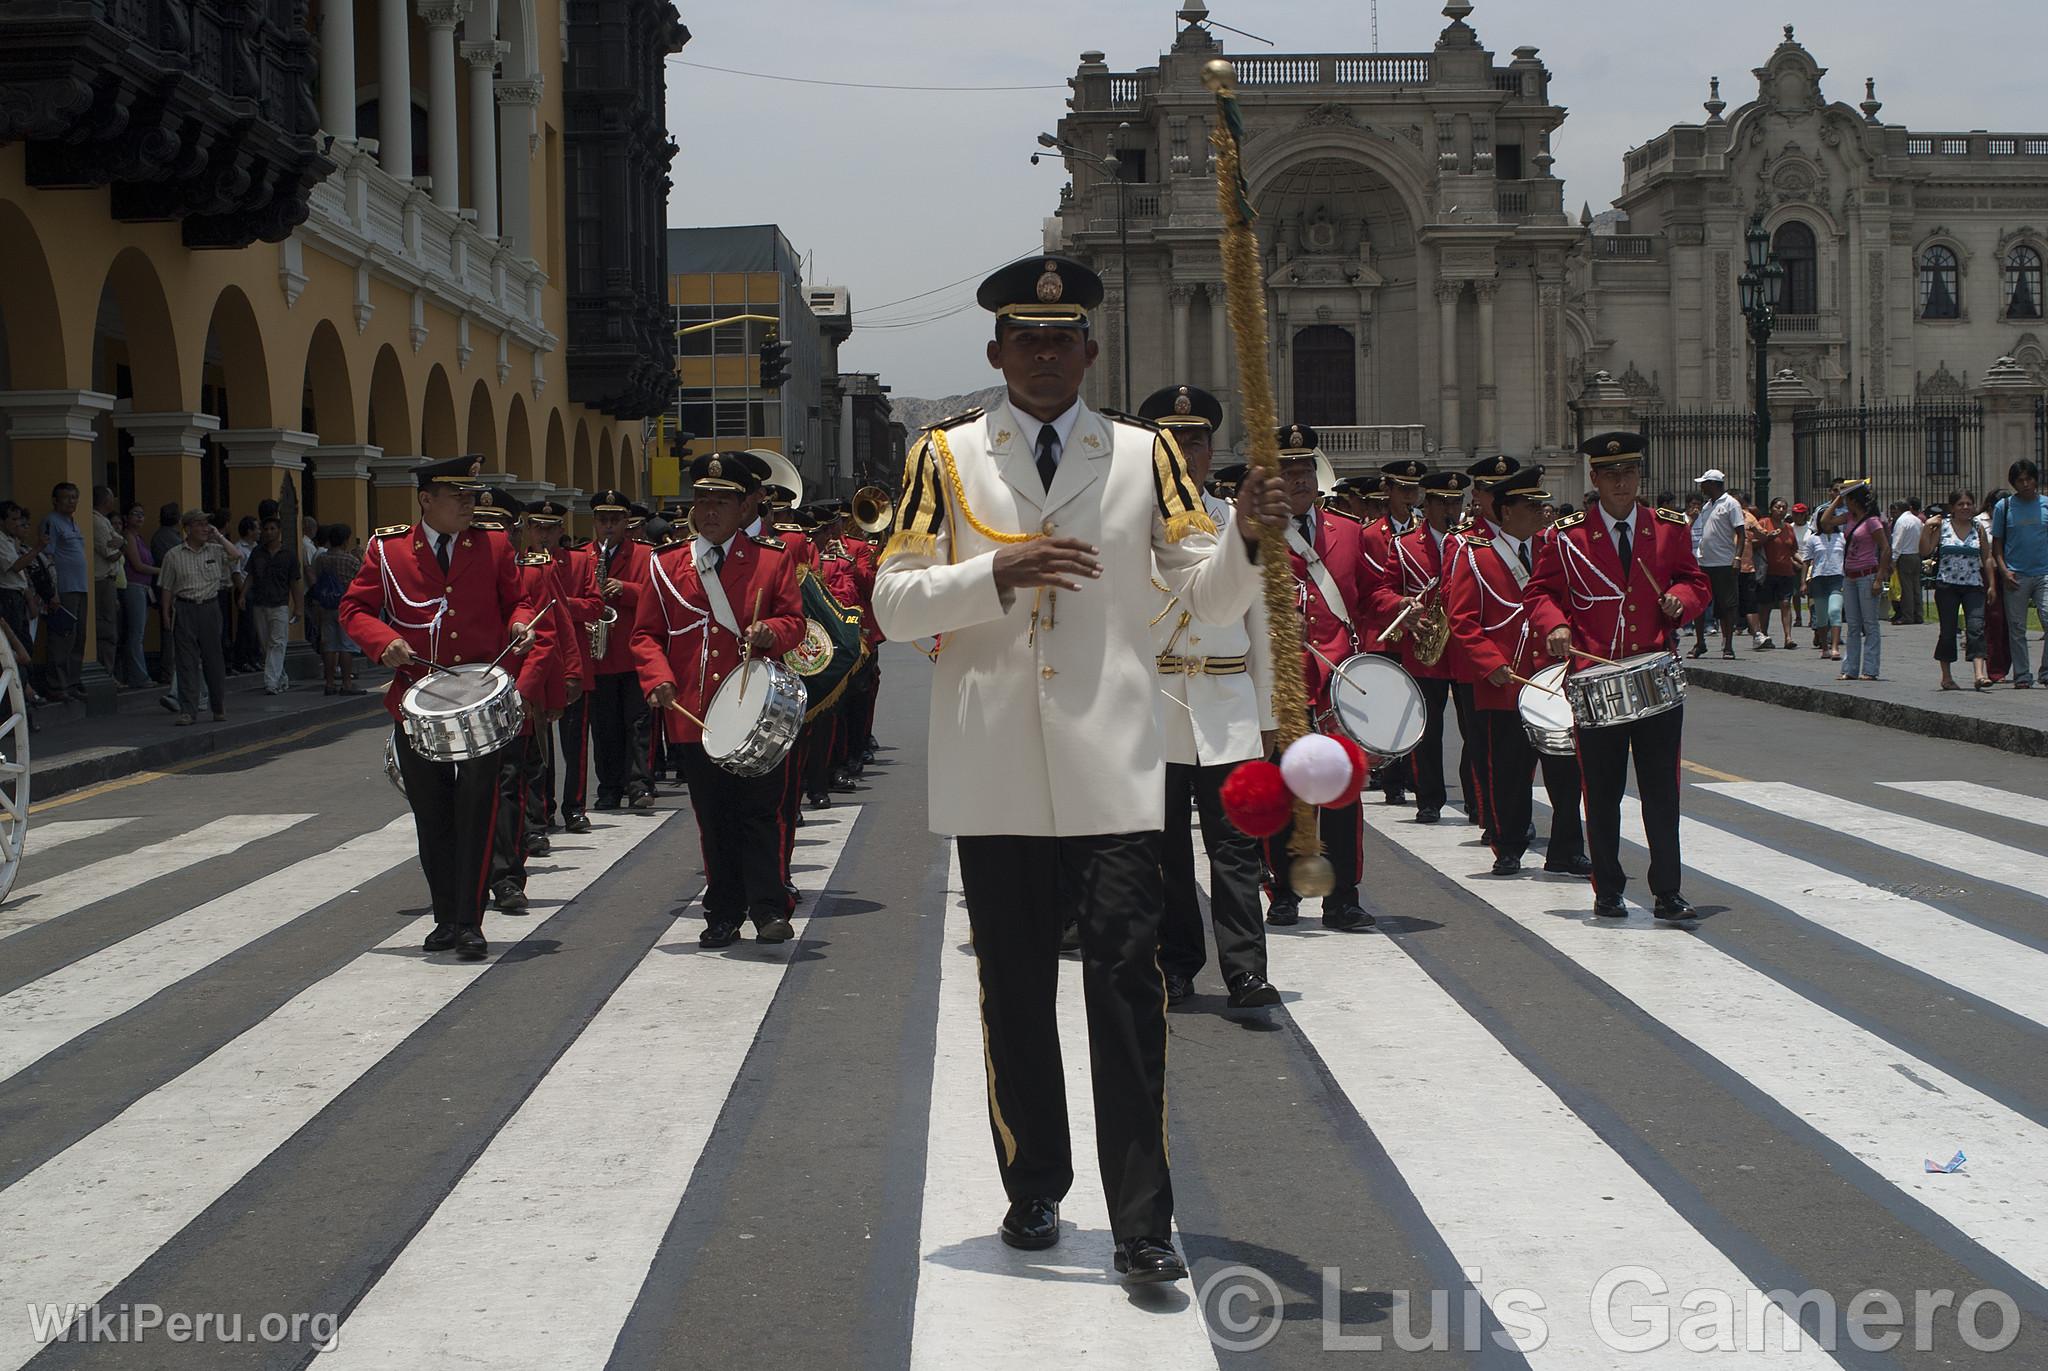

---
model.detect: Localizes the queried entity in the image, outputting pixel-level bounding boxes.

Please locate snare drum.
[1563,651,1686,729]
[1516,662,1576,756]
[400,663,526,761]
[702,658,807,777]
[1324,653,1426,760]
[383,732,408,794]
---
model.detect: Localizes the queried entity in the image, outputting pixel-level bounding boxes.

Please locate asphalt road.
[2,643,2044,1369]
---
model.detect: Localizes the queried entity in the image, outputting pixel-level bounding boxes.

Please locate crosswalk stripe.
[909,854,1214,1369]
[1879,779,2048,834]
[317,807,862,1370]
[14,818,137,860]
[1699,782,2044,905]
[0,817,418,1085]
[0,814,669,1371]
[1271,912,1841,1365]
[1362,805,2048,1293]
[0,814,310,940]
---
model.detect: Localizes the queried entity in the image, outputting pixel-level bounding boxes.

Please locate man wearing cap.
[1449,455,1523,838]
[1442,467,1590,877]
[633,453,807,947]
[1266,421,1375,932]
[1139,384,1282,1012]
[1527,433,1711,920]
[1354,459,1427,806]
[1370,469,1472,825]
[1690,467,1745,660]
[874,254,1287,1283]
[338,458,558,961]
[584,489,655,811]
[532,500,603,834]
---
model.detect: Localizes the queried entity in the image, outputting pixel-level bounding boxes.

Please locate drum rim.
[402,662,514,716]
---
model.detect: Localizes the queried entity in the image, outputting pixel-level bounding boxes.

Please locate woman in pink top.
[1836,482,1893,681]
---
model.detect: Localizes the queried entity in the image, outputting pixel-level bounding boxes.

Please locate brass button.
[449,630,459,640]
[711,671,721,682]
[444,586,453,595]
[1042,667,1057,680]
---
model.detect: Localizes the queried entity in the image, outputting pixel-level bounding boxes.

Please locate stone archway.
[421,364,459,458]
[367,344,413,455]
[505,393,534,481]
[596,428,616,494]
[466,380,499,471]
[544,407,568,487]
[619,434,637,499]
[99,248,185,414]
[571,417,592,492]
[301,320,360,445]
[0,198,70,392]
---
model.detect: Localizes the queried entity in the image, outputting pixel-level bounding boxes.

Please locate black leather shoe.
[1384,787,1408,806]
[1593,892,1628,918]
[829,771,858,793]
[422,922,459,952]
[1265,900,1299,927]
[1114,1236,1188,1284]
[594,795,621,812]
[491,881,529,913]
[784,882,801,906]
[562,811,592,835]
[1000,1198,1059,1250]
[700,921,743,949]
[1323,901,1375,931]
[755,916,796,944]
[1227,973,1282,1009]
[524,833,551,858]
[1544,854,1595,876]
[1164,973,1195,1006]
[1654,894,1699,922]
[1416,807,1441,825]
[628,791,655,811]
[1491,855,1522,876]
[1058,922,1081,953]
[806,792,832,810]
[453,926,488,960]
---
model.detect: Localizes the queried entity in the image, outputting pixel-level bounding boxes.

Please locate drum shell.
[702,661,808,777]
[1516,662,1576,757]
[400,664,526,761]
[1563,652,1686,730]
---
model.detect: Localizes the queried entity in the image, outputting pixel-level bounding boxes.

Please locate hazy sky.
[662,1,2040,401]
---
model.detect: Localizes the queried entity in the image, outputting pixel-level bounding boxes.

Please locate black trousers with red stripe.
[392,721,511,928]
[1480,710,1585,864]
[1575,704,1686,900]
[590,672,648,804]
[680,742,787,925]
[555,693,591,819]
[1451,682,1491,833]
[492,728,549,889]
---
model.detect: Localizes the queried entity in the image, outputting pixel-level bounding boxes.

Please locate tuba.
[853,485,894,535]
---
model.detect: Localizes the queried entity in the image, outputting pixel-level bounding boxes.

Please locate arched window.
[2005,245,2044,320]
[1772,221,1819,315]
[1919,245,1960,319]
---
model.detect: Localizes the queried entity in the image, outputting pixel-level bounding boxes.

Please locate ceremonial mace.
[1206,58,1333,897]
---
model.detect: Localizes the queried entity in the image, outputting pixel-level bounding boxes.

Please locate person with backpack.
[309,524,364,694]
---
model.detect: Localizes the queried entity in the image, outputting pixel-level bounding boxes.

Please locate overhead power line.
[671,59,1063,93]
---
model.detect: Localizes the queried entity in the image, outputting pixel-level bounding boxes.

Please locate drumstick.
[1306,641,1375,701]
[663,698,708,730]
[739,588,765,704]
[482,600,557,674]
[1571,649,1622,668]
[1509,671,1562,694]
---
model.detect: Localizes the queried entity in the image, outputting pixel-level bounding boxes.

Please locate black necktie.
[1517,540,1532,573]
[1615,518,1633,576]
[1296,514,1313,544]
[705,542,724,574]
[1035,425,1059,491]
[434,532,451,573]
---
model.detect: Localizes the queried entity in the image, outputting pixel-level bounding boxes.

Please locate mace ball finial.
[1202,58,1237,95]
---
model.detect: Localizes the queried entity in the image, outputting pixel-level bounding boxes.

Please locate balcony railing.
[1592,235,1660,259]
[1315,426,1432,463]
[1904,133,2048,157]
[1108,72,1155,108]
[1231,53,1434,86]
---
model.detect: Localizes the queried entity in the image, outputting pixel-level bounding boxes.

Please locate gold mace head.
[1289,854,1336,898]
[1201,59,1237,95]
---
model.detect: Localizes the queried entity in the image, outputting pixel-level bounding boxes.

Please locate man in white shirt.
[1891,499,1925,624]
[1689,468,1744,659]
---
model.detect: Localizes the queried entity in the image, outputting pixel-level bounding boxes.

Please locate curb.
[1683,664,2048,758]
[29,696,387,803]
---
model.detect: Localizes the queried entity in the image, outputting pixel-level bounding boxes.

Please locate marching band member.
[529,499,602,834]
[1527,433,1711,919]
[1139,384,1281,1011]
[1369,469,1471,825]
[1265,423,1374,932]
[813,503,867,799]
[1453,455,1523,844]
[519,499,598,843]
[584,490,655,812]
[1441,467,1590,877]
[338,458,557,961]
[874,255,1283,1282]
[632,453,807,947]
[1358,459,1425,806]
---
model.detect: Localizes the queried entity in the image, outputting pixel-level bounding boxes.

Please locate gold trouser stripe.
[973,941,1019,1166]
[1155,956,1170,1167]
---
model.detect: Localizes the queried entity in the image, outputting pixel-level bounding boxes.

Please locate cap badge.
[1288,426,1305,447]
[1493,456,1508,474]
[1035,261,1063,303]
[707,457,723,478]
[1172,388,1192,415]
[1607,440,1623,455]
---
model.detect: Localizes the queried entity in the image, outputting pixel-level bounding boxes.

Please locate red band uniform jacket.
[1442,522,1547,712]
[1369,522,1462,683]
[590,536,649,677]
[629,531,807,745]
[1284,506,1368,714]
[1525,504,1712,665]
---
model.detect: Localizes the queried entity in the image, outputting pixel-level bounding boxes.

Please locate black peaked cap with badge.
[1380,458,1428,486]
[1493,465,1552,502]
[1467,454,1522,486]
[1275,423,1319,455]
[1138,384,1223,432]
[979,254,1102,329]
[690,452,762,494]
[415,455,484,490]
[1420,470,1472,496]
[590,488,631,513]
[1579,431,1648,467]
[526,498,569,523]
[470,487,520,527]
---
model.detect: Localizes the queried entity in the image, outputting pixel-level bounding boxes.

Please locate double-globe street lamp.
[1738,213,1786,509]
[1034,124,1133,411]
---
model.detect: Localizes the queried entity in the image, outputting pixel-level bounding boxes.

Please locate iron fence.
[1791,400,1985,509]
[1637,411,1759,504]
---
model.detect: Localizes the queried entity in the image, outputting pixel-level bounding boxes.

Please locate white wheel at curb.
[0,629,29,904]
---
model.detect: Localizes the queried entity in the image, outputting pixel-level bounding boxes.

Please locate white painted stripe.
[1881,779,2048,834]
[0,817,418,1084]
[909,855,1214,1370]
[0,814,309,939]
[1362,805,2048,1293]
[0,815,668,1371]
[1271,898,1842,1365]
[14,818,137,861]
[319,808,862,1370]
[1701,782,2045,904]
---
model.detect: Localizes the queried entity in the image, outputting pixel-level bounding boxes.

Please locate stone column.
[1978,355,2045,497]
[494,78,542,257]
[376,0,413,177]
[419,0,469,213]
[319,0,357,141]
[212,428,320,510]
[1434,279,1464,455]
[1765,369,1817,505]
[461,40,505,236]
[1473,278,1499,454]
[308,444,381,547]
[112,411,220,519]
[370,454,425,527]
[0,390,116,695]
[1570,369,1635,492]
[1168,285,1192,386]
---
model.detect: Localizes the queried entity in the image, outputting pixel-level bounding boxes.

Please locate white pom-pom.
[1280,733,1351,806]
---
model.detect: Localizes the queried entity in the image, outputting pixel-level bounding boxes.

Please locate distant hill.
[887,385,1006,435]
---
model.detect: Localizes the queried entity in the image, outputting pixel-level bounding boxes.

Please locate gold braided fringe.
[932,427,1044,546]
[879,531,936,565]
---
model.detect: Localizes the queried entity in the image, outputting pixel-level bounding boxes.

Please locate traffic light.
[758,332,790,391]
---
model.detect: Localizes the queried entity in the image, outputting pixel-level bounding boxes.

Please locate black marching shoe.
[1654,893,1699,922]
[829,770,859,794]
[1000,1198,1059,1251]
[754,915,796,944]
[1416,807,1441,825]
[628,790,655,811]
[524,832,551,858]
[699,921,743,949]
[453,926,489,960]
[1593,892,1628,918]
[1543,853,1595,876]
[784,882,801,907]
[491,880,529,913]
[1226,973,1282,1009]
[1323,901,1375,932]
[1265,899,1300,927]
[422,922,460,953]
[1164,973,1195,1006]
[1384,786,1408,807]
[806,791,832,810]
[593,794,622,812]
[1114,1236,1188,1284]
[1491,854,1522,876]
[562,811,592,835]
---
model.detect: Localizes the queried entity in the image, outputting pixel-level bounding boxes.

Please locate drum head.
[1328,654,1426,757]
[403,663,508,718]
[702,660,775,760]
[1518,663,1574,732]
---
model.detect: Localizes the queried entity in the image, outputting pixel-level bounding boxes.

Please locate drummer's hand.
[1487,665,1513,688]
[542,708,564,725]
[508,618,536,653]
[1660,592,1684,621]
[649,681,676,711]
[1234,465,1291,546]
[381,639,416,669]
[746,624,778,656]
[1545,626,1574,660]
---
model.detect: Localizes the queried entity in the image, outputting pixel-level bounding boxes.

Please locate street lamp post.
[1036,124,1133,410]
[1738,213,1785,508]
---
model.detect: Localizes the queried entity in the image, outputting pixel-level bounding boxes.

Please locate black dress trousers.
[1157,762,1268,986]
[489,731,541,889]
[1481,710,1586,863]
[1574,704,1685,899]
[1262,800,1363,905]
[590,672,646,803]
[956,832,1173,1245]
[1412,676,1453,811]
[679,742,787,925]
[392,721,512,928]
[1451,681,1491,832]
[556,693,591,817]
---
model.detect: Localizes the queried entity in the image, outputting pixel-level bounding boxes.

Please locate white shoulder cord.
[648,547,721,705]
[372,535,448,663]
[1558,532,1630,657]
[1460,543,1529,635]
[1395,535,1438,597]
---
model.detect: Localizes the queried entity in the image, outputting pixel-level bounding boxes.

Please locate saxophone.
[1412,594,1452,666]
[589,539,619,658]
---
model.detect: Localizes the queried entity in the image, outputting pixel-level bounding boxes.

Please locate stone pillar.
[370,454,424,527]
[1434,279,1464,455]
[376,0,413,177]
[1765,368,1817,505]
[212,428,319,510]
[494,78,541,256]
[1206,284,1230,442]
[420,0,468,213]
[1570,369,1635,492]
[1979,356,2046,495]
[0,390,116,692]
[1168,285,1192,386]
[112,411,219,519]
[461,40,505,236]
[1473,278,1499,454]
[308,444,381,547]
[320,0,357,141]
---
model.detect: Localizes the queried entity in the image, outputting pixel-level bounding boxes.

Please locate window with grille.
[1925,416,1961,475]
[1772,221,1819,315]
[2005,245,2044,319]
[1919,245,1961,318]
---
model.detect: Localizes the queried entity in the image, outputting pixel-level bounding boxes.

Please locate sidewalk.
[1682,622,2048,756]
[25,668,388,803]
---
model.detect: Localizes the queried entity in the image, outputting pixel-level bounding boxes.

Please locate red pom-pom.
[1330,735,1372,802]
[1220,760,1292,838]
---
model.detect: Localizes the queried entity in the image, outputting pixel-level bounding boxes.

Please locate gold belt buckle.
[1183,656,1205,677]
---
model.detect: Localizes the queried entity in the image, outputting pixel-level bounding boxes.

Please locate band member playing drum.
[337,457,557,961]
[632,453,807,948]
[1139,384,1281,1012]
[1266,423,1374,932]
[1367,469,1469,825]
[1527,432,1711,919]
[1357,459,1425,807]
[584,490,654,812]
[1441,466,1590,877]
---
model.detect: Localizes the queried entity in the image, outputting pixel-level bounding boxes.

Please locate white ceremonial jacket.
[1151,492,1276,769]
[875,397,1261,837]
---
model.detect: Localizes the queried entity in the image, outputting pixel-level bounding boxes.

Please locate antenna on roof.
[1372,0,1379,53]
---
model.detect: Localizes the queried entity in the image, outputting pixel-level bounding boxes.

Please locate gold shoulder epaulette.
[750,532,783,550]
[518,551,552,566]
[373,524,411,539]
[1655,507,1689,526]
[1322,506,1362,524]
[1555,511,1588,530]
[1463,532,1494,547]
[926,406,984,432]
[773,521,804,533]
[1451,516,1474,533]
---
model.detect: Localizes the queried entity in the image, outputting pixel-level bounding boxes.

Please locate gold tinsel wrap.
[1210,81,1319,868]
